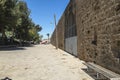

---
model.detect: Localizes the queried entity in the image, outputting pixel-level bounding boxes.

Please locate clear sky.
[25,0,70,39]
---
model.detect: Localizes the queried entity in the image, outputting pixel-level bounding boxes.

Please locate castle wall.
[51,0,120,74]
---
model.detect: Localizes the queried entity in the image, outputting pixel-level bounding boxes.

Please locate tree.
[0,0,42,45]
[0,0,19,44]
[35,24,42,32]
[28,26,41,43]
[15,0,31,43]
[47,33,50,43]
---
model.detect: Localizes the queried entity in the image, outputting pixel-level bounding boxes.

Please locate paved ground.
[0,44,94,80]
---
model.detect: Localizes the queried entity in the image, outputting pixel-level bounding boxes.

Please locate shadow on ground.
[0,45,34,51]
[0,47,26,51]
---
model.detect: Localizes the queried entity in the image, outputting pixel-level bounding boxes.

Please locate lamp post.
[54,14,58,49]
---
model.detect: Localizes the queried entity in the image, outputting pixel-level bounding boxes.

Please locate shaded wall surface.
[51,15,65,50]
[51,0,120,74]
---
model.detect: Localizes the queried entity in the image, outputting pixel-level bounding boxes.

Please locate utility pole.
[54,14,58,49]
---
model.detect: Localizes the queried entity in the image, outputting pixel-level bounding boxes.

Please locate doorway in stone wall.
[64,5,77,56]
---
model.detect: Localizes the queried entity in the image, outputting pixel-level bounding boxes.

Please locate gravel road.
[0,44,93,80]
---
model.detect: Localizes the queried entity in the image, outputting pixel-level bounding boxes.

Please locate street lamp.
[54,14,58,49]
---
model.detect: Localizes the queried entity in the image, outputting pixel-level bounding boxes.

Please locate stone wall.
[51,0,120,74]
[51,15,65,50]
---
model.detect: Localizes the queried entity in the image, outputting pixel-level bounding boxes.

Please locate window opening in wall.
[65,7,77,38]
[92,28,97,45]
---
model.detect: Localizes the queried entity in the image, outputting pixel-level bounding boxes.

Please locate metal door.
[65,36,77,56]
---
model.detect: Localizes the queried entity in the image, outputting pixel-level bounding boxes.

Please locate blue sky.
[25,0,70,39]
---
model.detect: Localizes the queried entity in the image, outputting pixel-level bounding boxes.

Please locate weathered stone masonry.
[51,0,120,74]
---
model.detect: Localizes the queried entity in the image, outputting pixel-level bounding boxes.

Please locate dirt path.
[0,44,93,80]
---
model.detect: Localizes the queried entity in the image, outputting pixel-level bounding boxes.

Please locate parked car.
[41,41,47,44]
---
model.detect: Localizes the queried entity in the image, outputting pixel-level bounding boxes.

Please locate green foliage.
[0,0,42,45]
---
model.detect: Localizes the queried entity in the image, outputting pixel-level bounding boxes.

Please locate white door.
[65,36,77,56]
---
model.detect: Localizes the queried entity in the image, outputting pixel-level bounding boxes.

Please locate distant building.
[40,39,50,44]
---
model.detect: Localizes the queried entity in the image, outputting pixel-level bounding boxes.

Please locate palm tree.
[47,33,50,43]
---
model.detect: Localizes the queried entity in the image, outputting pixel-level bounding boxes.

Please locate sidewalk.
[0,44,94,80]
